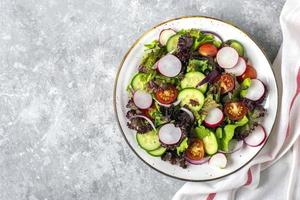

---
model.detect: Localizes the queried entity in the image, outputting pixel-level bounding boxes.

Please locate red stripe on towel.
[286,67,300,138]
[206,193,216,200]
[244,169,253,186]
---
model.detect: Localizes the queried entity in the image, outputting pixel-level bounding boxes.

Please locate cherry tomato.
[224,102,248,121]
[186,139,205,160]
[155,85,178,104]
[198,43,218,57]
[218,73,235,94]
[238,65,257,82]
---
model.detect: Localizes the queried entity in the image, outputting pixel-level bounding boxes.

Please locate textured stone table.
[0,0,284,199]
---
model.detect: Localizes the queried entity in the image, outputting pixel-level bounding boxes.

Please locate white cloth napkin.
[173,0,300,199]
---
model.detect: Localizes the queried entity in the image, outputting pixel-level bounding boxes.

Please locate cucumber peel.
[148,146,166,157]
[226,39,245,56]
[136,130,160,151]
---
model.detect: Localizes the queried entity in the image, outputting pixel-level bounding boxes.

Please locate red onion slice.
[180,107,195,122]
[153,98,181,107]
[185,156,210,165]
[129,115,156,132]
[201,31,224,43]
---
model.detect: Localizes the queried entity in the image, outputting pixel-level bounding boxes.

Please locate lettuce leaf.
[206,83,221,103]
[144,40,160,49]
[187,59,212,73]
[151,106,168,127]
[140,40,167,70]
[216,127,223,139]
[240,78,251,97]
[234,105,266,140]
[177,29,220,50]
[221,116,248,151]
[192,34,214,50]
[176,137,189,155]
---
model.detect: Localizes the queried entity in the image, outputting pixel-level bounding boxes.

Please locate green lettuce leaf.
[177,29,220,50]
[235,105,266,139]
[206,83,221,103]
[149,103,169,127]
[141,40,167,70]
[193,34,214,50]
[221,116,249,151]
[240,78,251,97]
[216,127,223,139]
[144,40,160,49]
[153,74,180,86]
[176,138,189,155]
[187,59,212,73]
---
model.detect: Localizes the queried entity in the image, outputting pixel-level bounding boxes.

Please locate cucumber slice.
[131,73,148,90]
[136,130,160,151]
[166,34,181,53]
[148,146,166,157]
[202,132,218,155]
[177,88,205,111]
[181,72,208,93]
[226,39,245,56]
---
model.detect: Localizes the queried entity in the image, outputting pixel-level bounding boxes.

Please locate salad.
[126,28,267,169]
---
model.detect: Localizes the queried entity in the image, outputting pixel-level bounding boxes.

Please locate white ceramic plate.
[114,16,278,181]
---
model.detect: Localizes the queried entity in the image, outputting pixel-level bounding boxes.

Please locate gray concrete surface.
[0,0,284,199]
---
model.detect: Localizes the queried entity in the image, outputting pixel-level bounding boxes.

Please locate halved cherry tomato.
[155,85,178,104]
[198,43,218,57]
[224,102,248,121]
[218,73,235,94]
[237,65,257,82]
[186,139,205,160]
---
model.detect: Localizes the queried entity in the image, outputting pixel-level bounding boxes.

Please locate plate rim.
[113,15,279,182]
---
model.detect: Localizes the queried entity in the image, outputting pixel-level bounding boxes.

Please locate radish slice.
[225,57,247,76]
[180,107,195,122]
[159,29,176,46]
[129,115,156,132]
[153,98,181,107]
[157,54,182,77]
[219,140,244,154]
[209,153,227,168]
[244,79,265,101]
[185,156,210,165]
[133,90,153,109]
[216,47,239,69]
[158,123,182,145]
[152,61,159,69]
[204,107,224,128]
[244,125,267,147]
